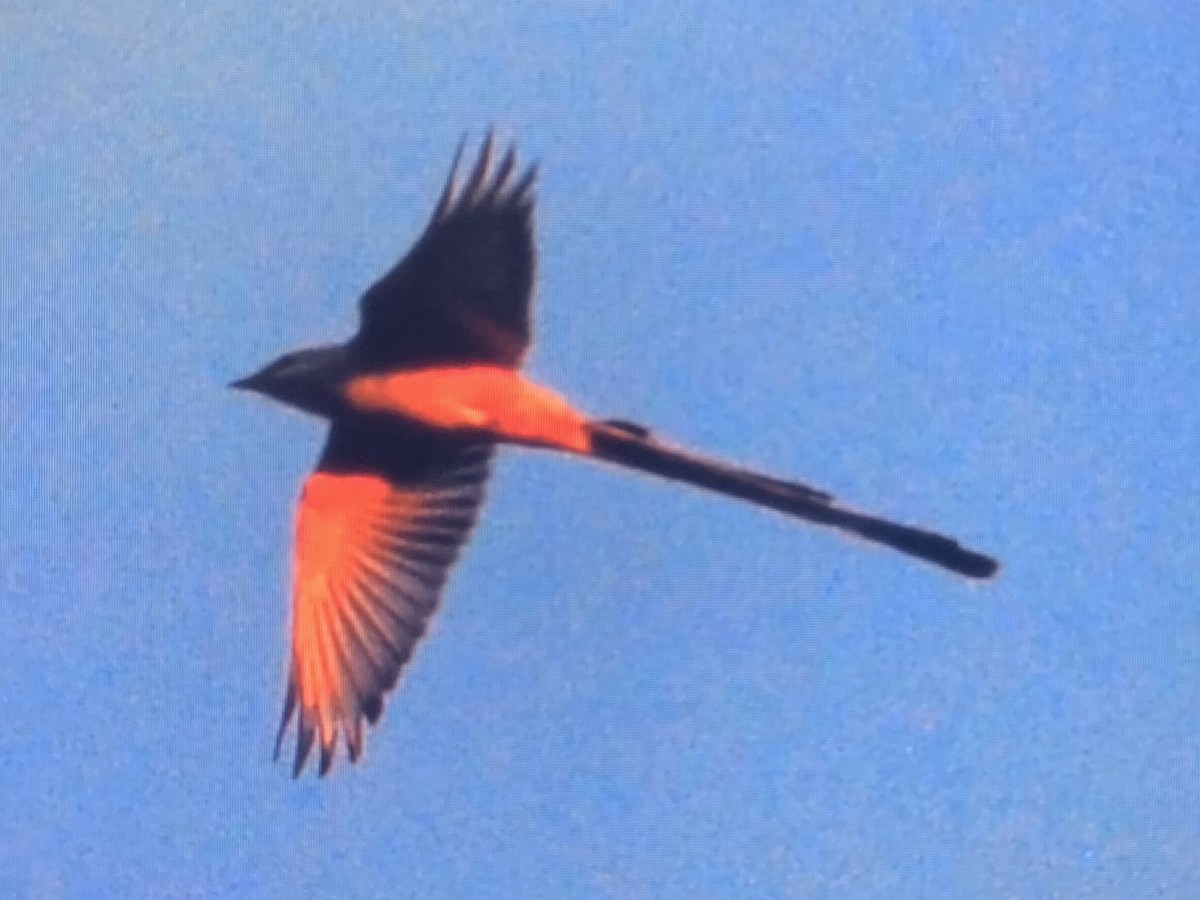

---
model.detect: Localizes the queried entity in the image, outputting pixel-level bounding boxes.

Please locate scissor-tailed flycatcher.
[232,135,998,777]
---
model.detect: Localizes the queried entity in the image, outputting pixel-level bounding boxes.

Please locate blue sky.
[2,2,1197,897]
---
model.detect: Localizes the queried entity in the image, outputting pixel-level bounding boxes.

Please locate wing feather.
[277,428,492,776]
[339,585,401,673]
[486,146,517,201]
[461,131,494,203]
[431,137,466,224]
[355,135,537,368]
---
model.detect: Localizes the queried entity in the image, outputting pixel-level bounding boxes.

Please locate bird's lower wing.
[279,428,492,777]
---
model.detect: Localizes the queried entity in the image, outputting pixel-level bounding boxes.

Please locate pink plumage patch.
[278,444,491,775]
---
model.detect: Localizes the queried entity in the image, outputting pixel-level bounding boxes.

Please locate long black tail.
[587,420,998,579]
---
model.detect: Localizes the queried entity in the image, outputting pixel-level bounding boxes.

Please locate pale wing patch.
[279,444,491,776]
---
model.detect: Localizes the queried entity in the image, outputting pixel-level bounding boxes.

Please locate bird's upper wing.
[353,134,538,369]
[278,418,493,776]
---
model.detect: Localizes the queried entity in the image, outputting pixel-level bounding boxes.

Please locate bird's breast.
[342,366,592,454]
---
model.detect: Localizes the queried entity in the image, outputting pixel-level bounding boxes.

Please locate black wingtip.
[486,145,517,200]
[362,694,383,725]
[273,676,297,762]
[432,135,467,222]
[293,718,315,778]
[430,130,534,222]
[512,161,538,202]
[346,717,364,764]
[463,130,495,203]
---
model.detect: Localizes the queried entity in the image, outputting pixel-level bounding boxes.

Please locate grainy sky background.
[2,2,1197,898]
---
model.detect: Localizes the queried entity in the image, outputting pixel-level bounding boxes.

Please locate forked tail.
[587,420,999,579]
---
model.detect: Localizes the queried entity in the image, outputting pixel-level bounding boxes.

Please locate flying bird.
[232,135,999,777]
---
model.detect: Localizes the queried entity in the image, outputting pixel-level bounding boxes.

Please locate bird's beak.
[229,373,261,391]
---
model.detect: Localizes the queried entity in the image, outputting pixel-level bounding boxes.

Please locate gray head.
[230,343,353,418]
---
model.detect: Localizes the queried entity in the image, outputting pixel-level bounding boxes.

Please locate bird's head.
[230,344,352,418]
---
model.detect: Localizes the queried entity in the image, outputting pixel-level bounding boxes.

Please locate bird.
[232,133,999,777]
